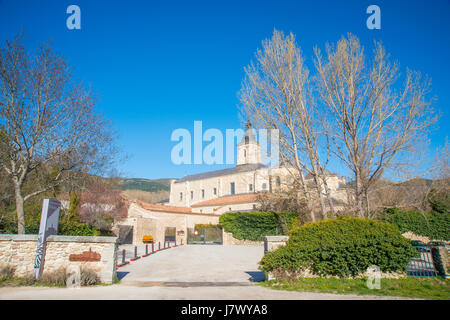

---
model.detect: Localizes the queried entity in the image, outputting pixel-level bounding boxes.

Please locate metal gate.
[165,227,176,244]
[407,243,440,277]
[118,225,133,244]
[187,227,222,245]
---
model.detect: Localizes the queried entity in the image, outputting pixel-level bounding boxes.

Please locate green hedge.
[259,216,417,278]
[58,221,100,236]
[194,223,222,229]
[219,211,299,241]
[380,208,449,241]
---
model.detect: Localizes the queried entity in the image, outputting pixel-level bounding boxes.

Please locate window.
[180,192,183,201]
[191,191,194,199]
[262,183,267,190]
[244,149,246,158]
[202,189,205,198]
[245,136,249,144]
[230,182,235,195]
[276,176,281,187]
[213,187,217,195]
[249,184,253,192]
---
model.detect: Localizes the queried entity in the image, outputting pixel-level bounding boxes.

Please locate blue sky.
[0,0,448,180]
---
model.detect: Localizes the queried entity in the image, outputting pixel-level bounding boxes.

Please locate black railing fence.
[407,242,448,278]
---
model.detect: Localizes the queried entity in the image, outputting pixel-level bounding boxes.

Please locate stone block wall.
[222,230,264,245]
[263,235,289,253]
[262,236,289,281]
[0,234,118,284]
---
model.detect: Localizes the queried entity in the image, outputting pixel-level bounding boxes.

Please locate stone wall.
[262,236,289,280]
[123,203,220,244]
[222,230,264,246]
[401,232,431,243]
[263,235,289,253]
[0,234,118,284]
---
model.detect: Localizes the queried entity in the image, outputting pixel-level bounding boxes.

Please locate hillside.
[118,178,173,192]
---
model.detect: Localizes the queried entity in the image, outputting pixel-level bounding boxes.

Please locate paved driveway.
[117,244,266,284]
[0,244,414,299]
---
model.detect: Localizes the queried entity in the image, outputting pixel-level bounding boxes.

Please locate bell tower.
[237,121,261,166]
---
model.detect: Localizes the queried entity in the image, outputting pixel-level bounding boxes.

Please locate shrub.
[219,211,299,241]
[259,216,417,278]
[40,266,68,286]
[381,208,449,240]
[0,264,16,280]
[80,267,100,286]
[194,223,222,229]
[58,220,99,236]
[428,189,450,214]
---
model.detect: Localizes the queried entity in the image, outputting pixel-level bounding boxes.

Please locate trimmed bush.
[381,208,449,241]
[194,223,222,229]
[219,211,298,241]
[259,216,417,278]
[58,221,100,236]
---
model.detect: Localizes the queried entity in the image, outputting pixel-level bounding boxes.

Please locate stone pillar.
[263,236,289,281]
[263,235,289,253]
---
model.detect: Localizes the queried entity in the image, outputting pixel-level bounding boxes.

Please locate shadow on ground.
[116,272,129,281]
[246,271,265,282]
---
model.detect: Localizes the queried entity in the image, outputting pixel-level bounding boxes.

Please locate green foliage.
[194,223,222,229]
[119,178,170,192]
[219,211,299,241]
[261,277,450,300]
[259,217,417,278]
[381,207,450,241]
[428,189,450,214]
[58,220,99,236]
[58,193,101,236]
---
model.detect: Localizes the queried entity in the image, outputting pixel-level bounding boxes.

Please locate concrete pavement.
[0,283,410,300]
[0,244,412,300]
[117,244,266,283]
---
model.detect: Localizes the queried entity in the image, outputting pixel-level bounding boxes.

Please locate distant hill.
[118,178,173,192]
[345,177,436,189]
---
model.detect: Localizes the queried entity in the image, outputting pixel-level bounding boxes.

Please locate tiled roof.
[175,163,267,183]
[191,193,263,207]
[136,200,192,214]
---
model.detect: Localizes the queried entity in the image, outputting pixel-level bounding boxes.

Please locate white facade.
[168,124,346,214]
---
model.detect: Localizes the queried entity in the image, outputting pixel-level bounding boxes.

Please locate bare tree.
[0,34,117,234]
[314,34,436,217]
[239,30,335,220]
[79,183,128,232]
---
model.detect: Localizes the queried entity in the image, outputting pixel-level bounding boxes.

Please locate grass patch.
[260,277,450,300]
[0,277,66,288]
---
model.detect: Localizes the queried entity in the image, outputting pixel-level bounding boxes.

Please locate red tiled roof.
[191,193,263,207]
[136,200,192,214]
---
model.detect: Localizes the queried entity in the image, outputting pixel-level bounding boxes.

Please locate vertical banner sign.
[33,199,61,280]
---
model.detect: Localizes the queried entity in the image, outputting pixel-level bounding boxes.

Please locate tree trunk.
[311,172,327,220]
[364,189,370,217]
[355,172,363,217]
[14,183,26,234]
[321,176,336,218]
[297,170,315,222]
